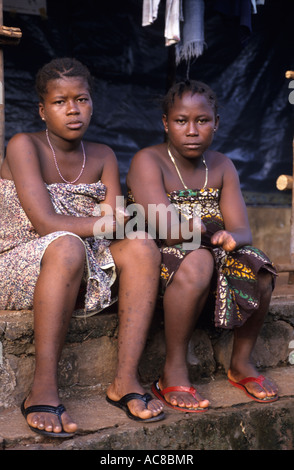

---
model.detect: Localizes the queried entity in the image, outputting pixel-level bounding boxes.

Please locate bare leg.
[23,235,85,434]
[159,248,213,410]
[228,270,278,399]
[107,235,164,420]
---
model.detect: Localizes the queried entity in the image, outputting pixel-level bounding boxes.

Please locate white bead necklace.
[46,129,86,184]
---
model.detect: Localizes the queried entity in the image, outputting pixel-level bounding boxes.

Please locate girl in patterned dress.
[127,80,278,412]
[0,58,164,436]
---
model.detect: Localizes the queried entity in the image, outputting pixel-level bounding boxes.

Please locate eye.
[77,96,90,103]
[176,119,186,125]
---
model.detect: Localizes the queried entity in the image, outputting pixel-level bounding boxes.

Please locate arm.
[211,157,252,251]
[98,145,130,235]
[5,133,120,238]
[127,147,204,246]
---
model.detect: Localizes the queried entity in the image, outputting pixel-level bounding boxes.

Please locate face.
[162,91,219,159]
[39,76,93,140]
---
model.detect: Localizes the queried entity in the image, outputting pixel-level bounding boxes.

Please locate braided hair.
[35,57,94,102]
[162,80,218,118]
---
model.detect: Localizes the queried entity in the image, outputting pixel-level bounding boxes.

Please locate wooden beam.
[286,70,294,79]
[276,174,293,191]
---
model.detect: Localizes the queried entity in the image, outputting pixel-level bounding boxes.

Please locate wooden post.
[0,0,4,166]
[0,4,22,166]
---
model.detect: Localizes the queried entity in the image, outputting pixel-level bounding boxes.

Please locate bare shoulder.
[7,131,38,149]
[86,141,117,164]
[127,144,165,188]
[82,141,118,180]
[207,149,238,176]
[129,144,165,171]
[6,132,43,166]
[84,142,119,184]
[206,149,232,166]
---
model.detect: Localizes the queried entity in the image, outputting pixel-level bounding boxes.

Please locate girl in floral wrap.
[0,58,164,436]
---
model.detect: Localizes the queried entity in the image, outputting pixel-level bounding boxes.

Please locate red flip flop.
[151,380,208,412]
[228,375,279,403]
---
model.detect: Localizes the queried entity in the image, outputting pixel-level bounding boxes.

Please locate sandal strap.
[159,384,197,398]
[237,375,265,387]
[22,402,66,419]
[118,392,153,406]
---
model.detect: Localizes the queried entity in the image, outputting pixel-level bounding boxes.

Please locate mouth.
[66,121,83,130]
[183,143,202,149]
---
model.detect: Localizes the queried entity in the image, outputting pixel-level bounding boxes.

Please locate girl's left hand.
[211,230,237,252]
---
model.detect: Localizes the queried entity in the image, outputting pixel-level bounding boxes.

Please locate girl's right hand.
[211,230,237,251]
[114,207,130,227]
[93,215,116,239]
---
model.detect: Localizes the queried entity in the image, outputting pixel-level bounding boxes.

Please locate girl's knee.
[258,270,274,298]
[130,234,161,264]
[43,234,86,268]
[112,233,161,267]
[174,249,214,291]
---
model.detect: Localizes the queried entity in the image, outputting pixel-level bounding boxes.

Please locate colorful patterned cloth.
[128,188,276,329]
[0,179,117,316]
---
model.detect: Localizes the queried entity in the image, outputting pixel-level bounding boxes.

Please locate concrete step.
[0,366,293,451]
[1,279,294,451]
[1,290,294,406]
[1,291,294,408]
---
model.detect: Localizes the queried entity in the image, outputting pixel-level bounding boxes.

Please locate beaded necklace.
[46,129,86,184]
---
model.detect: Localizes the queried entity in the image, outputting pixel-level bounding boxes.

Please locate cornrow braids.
[162,80,218,117]
[35,57,94,102]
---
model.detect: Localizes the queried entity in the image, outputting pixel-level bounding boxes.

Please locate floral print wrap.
[128,188,276,329]
[0,179,116,317]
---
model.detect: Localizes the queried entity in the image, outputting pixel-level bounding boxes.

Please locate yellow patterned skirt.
[159,188,277,329]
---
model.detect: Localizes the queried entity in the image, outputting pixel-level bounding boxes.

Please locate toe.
[148,398,164,414]
[246,376,278,400]
[129,398,163,420]
[60,412,78,433]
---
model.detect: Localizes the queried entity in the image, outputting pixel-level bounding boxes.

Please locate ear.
[39,102,45,121]
[162,114,168,133]
[214,114,220,132]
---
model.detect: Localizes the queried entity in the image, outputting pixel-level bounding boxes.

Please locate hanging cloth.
[175,0,205,65]
[164,0,181,46]
[142,0,161,26]
[142,0,181,45]
[251,0,265,14]
[142,0,205,63]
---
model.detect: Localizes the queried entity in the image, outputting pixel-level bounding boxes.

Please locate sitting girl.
[0,58,164,436]
[127,80,278,412]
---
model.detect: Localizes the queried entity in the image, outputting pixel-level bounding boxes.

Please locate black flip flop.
[106,392,165,422]
[21,399,75,438]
